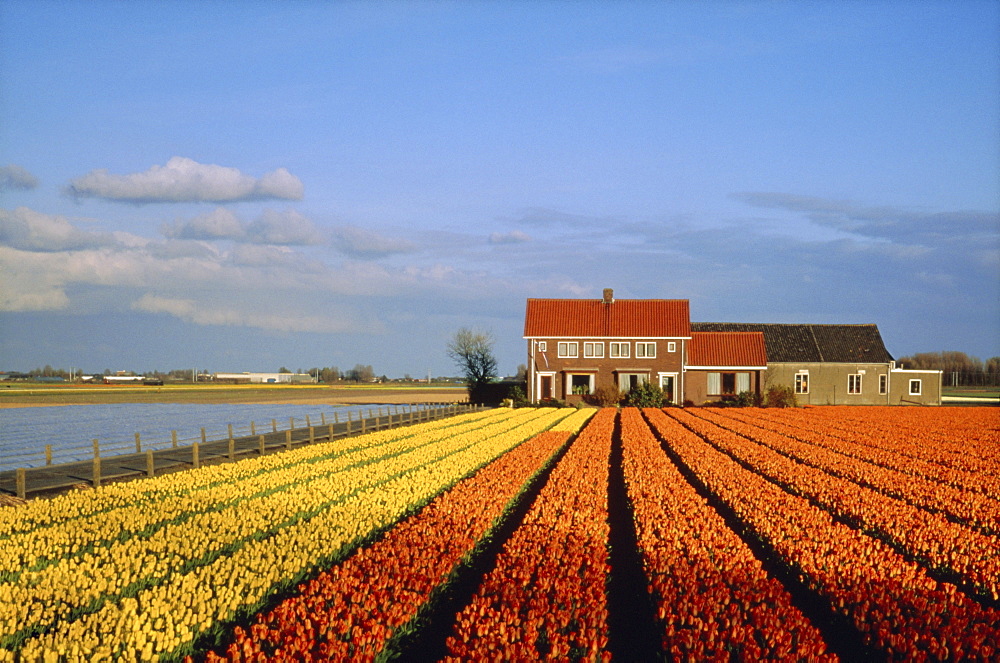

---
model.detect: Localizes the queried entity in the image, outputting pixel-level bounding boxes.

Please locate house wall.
[766,363,894,405]
[527,338,684,403]
[888,369,943,405]
[684,370,765,405]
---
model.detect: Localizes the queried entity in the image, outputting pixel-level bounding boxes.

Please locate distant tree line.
[895,351,1000,387]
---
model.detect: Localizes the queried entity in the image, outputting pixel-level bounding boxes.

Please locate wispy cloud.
[65,157,304,203]
[162,208,325,245]
[0,164,39,192]
[489,230,531,244]
[0,207,117,252]
[331,225,415,259]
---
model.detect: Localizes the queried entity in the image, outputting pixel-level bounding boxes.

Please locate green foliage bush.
[764,384,798,408]
[590,384,624,407]
[625,381,666,408]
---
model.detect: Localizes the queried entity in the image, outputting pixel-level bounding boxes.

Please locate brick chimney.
[602,288,614,304]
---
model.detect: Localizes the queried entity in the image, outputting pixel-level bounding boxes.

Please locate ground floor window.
[795,373,809,394]
[567,373,594,396]
[879,374,888,395]
[618,372,648,392]
[909,379,922,395]
[708,372,750,395]
[848,374,862,394]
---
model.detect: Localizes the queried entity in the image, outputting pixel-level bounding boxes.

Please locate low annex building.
[523,290,941,406]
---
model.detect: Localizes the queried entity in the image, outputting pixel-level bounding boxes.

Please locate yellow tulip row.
[2,408,570,658]
[546,407,596,433]
[0,408,510,539]
[1,409,512,581]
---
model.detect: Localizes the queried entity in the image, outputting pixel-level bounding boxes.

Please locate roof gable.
[690,323,893,363]
[524,298,690,338]
[688,331,767,367]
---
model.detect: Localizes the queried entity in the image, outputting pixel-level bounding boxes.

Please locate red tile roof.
[524,298,690,338]
[688,331,767,367]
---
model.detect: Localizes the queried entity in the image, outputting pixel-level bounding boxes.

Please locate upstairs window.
[667,342,676,353]
[538,341,547,352]
[909,379,922,395]
[610,342,630,358]
[584,342,604,358]
[635,342,656,358]
[557,342,578,358]
[848,374,862,394]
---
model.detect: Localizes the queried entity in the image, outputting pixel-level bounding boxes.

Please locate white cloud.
[161,208,246,240]
[0,164,39,191]
[0,207,117,252]
[332,225,415,259]
[248,209,325,245]
[66,157,304,203]
[489,230,531,244]
[162,207,325,245]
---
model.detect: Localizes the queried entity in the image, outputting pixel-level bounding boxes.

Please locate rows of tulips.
[648,408,1000,660]
[2,408,533,649]
[203,408,594,661]
[784,407,1000,471]
[2,408,567,661]
[443,408,616,661]
[680,408,1000,603]
[739,407,1000,499]
[617,408,834,660]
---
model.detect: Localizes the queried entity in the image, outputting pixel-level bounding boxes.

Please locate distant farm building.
[213,372,317,384]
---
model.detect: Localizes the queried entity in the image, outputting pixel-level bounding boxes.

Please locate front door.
[539,374,552,400]
[659,374,676,403]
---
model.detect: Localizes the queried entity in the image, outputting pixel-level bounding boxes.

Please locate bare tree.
[447,328,498,401]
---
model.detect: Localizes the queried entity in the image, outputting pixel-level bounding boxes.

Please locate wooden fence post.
[321,412,326,425]
[171,430,178,448]
[309,427,315,444]
[258,435,265,455]
[250,421,256,436]
[289,417,295,431]
[16,469,25,500]
[135,432,141,453]
[361,416,366,434]
[45,445,52,466]
[328,423,334,440]
[192,442,200,469]
[146,450,154,477]
[93,449,101,489]
[228,436,235,460]
[201,428,207,445]
[272,419,277,433]
[285,430,292,450]
[228,423,233,440]
[347,418,352,435]
[306,415,311,428]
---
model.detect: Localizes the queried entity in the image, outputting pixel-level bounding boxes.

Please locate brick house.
[524,289,689,404]
[524,290,941,406]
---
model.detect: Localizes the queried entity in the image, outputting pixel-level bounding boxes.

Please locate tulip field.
[1,406,998,661]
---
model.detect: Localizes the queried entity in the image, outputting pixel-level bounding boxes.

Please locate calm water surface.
[0,402,419,471]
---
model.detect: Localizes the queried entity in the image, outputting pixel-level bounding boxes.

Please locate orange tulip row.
[443,408,616,662]
[201,428,576,662]
[722,407,998,498]
[646,408,1000,660]
[678,408,1000,603]
[617,408,835,660]
[694,407,1000,536]
[777,407,1000,471]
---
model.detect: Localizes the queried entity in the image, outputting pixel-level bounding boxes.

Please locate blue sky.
[1,1,998,377]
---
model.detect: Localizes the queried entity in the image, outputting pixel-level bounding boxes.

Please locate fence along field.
[1,406,998,661]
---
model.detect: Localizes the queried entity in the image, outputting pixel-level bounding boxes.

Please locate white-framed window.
[538,341,547,352]
[879,374,888,395]
[909,379,922,395]
[567,373,595,396]
[583,342,604,358]
[848,374,862,394]
[736,372,750,393]
[618,372,648,392]
[557,342,578,358]
[667,341,676,353]
[610,342,630,358]
[707,372,721,395]
[795,373,809,394]
[635,342,656,358]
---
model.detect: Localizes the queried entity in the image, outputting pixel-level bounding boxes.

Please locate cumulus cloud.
[0,207,117,252]
[0,164,39,191]
[162,207,325,245]
[65,156,304,203]
[332,225,415,259]
[489,230,531,244]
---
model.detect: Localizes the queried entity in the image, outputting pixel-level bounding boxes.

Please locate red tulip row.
[679,408,1000,603]
[694,407,1000,536]
[443,408,615,662]
[779,407,1000,471]
[724,407,999,498]
[617,408,835,660]
[647,408,1000,660]
[204,428,574,662]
